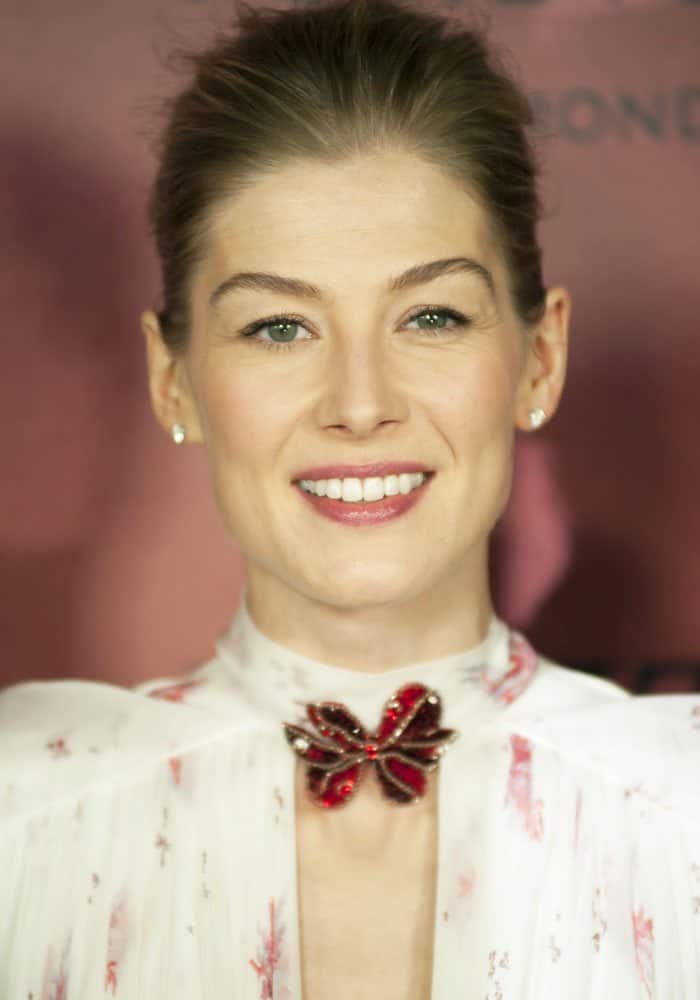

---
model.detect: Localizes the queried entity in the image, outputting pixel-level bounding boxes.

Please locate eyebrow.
[209,256,496,308]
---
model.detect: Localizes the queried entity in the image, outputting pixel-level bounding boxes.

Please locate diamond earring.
[528,408,546,429]
[171,423,186,445]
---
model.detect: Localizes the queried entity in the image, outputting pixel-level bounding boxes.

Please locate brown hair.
[148,0,547,353]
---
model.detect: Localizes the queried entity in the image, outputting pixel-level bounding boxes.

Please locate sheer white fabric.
[1,593,698,998]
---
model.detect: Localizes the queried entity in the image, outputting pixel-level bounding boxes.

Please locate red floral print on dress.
[46,738,70,758]
[40,937,70,1000]
[457,867,475,898]
[505,733,544,841]
[632,906,655,998]
[104,962,118,995]
[168,756,182,786]
[484,632,538,705]
[42,973,66,1000]
[249,897,285,1000]
[147,678,204,703]
[104,891,129,996]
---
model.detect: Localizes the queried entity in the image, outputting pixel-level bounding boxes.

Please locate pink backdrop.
[2,0,698,692]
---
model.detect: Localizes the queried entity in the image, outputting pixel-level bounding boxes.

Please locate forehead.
[198,150,503,299]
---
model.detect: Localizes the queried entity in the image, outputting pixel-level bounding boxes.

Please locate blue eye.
[239,306,470,352]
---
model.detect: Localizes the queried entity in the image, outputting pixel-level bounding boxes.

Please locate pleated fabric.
[1,594,698,998]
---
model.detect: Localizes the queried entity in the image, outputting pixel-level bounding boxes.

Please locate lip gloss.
[294,474,434,526]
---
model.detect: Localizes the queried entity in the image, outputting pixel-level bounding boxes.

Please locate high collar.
[214,588,538,733]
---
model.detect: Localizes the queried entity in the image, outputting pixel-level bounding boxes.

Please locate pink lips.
[294,472,434,526]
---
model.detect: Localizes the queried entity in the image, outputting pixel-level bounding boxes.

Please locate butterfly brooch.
[282,683,458,808]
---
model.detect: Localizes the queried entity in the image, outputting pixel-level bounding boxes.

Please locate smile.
[294,472,435,526]
[298,472,428,503]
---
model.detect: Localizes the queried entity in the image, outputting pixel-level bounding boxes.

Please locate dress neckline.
[214,586,539,732]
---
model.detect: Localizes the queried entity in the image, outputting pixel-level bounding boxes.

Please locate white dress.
[1,590,699,999]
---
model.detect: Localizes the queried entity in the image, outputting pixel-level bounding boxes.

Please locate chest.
[294,765,439,1000]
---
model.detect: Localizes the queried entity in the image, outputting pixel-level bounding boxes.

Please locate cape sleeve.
[513,692,700,996]
[0,677,218,824]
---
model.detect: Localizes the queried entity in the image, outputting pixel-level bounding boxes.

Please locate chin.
[307,564,437,611]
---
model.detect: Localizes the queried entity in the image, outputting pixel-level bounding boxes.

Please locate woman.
[1,1,698,997]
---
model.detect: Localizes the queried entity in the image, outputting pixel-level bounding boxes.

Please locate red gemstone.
[387,757,425,795]
[285,679,457,808]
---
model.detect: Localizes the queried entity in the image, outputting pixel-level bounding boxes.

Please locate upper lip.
[292,462,434,481]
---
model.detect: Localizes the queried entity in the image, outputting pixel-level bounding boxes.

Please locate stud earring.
[171,423,186,445]
[528,408,546,429]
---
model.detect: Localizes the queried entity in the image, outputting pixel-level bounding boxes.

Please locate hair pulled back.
[149,0,547,353]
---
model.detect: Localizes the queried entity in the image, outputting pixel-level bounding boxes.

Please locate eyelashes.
[238,306,471,352]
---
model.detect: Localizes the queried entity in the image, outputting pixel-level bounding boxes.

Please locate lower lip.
[293,474,434,526]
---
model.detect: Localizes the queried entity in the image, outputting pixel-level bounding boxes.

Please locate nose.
[314,329,408,438]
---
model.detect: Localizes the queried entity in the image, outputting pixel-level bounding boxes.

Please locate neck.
[243,554,494,674]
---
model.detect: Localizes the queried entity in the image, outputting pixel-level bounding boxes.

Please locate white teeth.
[342,478,363,503]
[298,472,428,503]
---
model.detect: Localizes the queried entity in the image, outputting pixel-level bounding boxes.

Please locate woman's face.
[143,149,569,613]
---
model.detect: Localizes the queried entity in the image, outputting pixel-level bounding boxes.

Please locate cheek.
[192,363,287,540]
[195,360,285,467]
[434,345,520,524]
[436,347,519,444]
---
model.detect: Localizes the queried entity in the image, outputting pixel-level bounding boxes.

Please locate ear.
[515,285,571,431]
[141,310,204,444]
